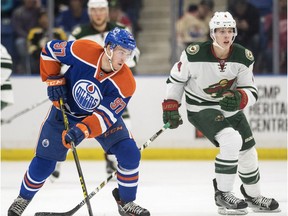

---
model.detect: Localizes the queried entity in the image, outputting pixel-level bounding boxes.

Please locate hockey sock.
[215,127,242,192]
[238,147,261,197]
[109,139,140,202]
[117,166,139,202]
[20,156,57,200]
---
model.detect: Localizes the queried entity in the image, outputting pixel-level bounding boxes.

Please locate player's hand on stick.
[219,89,248,112]
[162,99,183,129]
[62,123,90,149]
[46,75,67,108]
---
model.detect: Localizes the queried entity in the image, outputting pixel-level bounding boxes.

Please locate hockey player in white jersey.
[162,11,280,215]
[1,44,14,110]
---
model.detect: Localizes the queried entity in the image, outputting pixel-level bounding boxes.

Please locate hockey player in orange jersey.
[8,27,150,216]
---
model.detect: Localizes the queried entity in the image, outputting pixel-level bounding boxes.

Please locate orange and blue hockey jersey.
[40,39,136,138]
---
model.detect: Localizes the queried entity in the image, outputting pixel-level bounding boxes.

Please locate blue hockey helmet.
[104,27,136,51]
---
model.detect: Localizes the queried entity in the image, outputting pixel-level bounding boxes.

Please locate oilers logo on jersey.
[72,79,102,112]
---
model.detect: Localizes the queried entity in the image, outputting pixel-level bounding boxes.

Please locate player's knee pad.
[215,127,242,159]
[111,138,140,170]
[29,156,57,181]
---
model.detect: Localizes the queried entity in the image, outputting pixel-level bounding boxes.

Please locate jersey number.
[110,98,126,114]
[53,41,67,57]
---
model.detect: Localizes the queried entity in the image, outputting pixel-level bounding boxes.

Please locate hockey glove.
[46,76,67,108]
[219,90,248,112]
[62,122,90,149]
[162,99,183,129]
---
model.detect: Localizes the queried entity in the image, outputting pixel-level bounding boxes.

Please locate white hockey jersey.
[166,41,258,116]
[1,44,14,107]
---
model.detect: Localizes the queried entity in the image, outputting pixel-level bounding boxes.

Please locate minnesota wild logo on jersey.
[245,49,254,61]
[186,44,200,55]
[203,78,236,98]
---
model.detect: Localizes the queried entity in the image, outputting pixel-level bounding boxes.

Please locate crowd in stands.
[176,0,286,74]
[1,0,142,75]
[176,0,214,59]
[1,0,286,75]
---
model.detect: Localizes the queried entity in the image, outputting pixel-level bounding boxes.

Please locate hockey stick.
[34,122,171,216]
[59,98,94,216]
[1,98,49,124]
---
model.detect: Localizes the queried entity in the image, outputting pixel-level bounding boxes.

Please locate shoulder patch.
[186,44,200,55]
[245,49,254,61]
[72,26,81,36]
[111,65,136,98]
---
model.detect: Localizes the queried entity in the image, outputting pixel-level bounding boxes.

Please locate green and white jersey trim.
[166,41,258,113]
[1,44,14,105]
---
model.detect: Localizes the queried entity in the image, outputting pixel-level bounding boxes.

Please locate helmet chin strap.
[211,34,225,50]
[213,40,225,50]
[104,47,117,72]
[211,35,235,51]
[211,31,236,51]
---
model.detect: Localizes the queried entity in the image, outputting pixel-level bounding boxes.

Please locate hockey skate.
[240,184,281,213]
[112,188,150,216]
[8,195,31,216]
[213,179,248,215]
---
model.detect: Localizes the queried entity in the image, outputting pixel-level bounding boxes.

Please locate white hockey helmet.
[209,12,237,42]
[87,0,108,8]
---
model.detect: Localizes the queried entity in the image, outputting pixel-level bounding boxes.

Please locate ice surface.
[1,161,287,216]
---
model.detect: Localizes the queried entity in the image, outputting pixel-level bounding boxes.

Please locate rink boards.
[1,75,287,160]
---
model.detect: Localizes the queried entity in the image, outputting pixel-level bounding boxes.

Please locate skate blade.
[251,207,281,213]
[218,207,248,215]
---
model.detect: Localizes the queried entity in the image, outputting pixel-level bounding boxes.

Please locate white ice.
[1,160,287,216]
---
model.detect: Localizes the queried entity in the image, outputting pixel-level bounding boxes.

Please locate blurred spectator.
[68,0,139,73]
[176,4,202,58]
[248,0,272,17]
[119,0,143,38]
[27,10,67,74]
[197,0,214,22]
[55,0,90,35]
[1,0,22,18]
[176,0,214,59]
[278,0,287,74]
[109,0,132,31]
[258,0,287,74]
[1,44,14,110]
[11,0,42,74]
[40,0,70,17]
[228,0,260,62]
[1,0,22,69]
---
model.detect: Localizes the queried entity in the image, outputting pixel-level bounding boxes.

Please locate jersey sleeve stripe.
[82,113,107,137]
[46,41,59,61]
[98,104,117,123]
[95,110,113,128]
[168,75,186,84]
[40,56,61,81]
[40,43,62,81]
[237,86,258,96]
